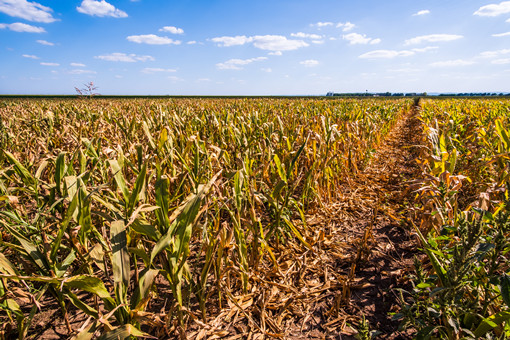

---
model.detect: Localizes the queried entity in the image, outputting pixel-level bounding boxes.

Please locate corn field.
[0,97,411,338]
[2,96,510,339]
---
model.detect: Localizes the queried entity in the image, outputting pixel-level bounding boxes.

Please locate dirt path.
[286,104,424,339]
[339,104,424,338]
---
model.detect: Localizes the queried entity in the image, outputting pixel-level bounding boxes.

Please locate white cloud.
[40,62,59,66]
[70,62,86,67]
[261,67,272,72]
[187,40,196,44]
[411,46,439,52]
[359,49,415,59]
[252,35,308,51]
[211,35,253,47]
[36,39,53,46]
[493,31,510,36]
[300,59,319,67]
[77,0,127,18]
[212,34,308,51]
[0,22,44,32]
[507,17,510,22]
[22,54,38,59]
[268,51,282,56]
[216,57,267,70]
[312,40,325,44]
[291,32,323,39]
[343,32,380,45]
[474,1,510,16]
[159,26,184,34]
[95,53,154,62]
[127,34,181,45]
[413,9,430,16]
[493,58,510,64]
[312,21,334,28]
[479,48,510,58]
[404,34,463,45]
[430,59,475,67]
[0,0,56,23]
[142,67,177,73]
[337,22,355,32]
[68,69,96,74]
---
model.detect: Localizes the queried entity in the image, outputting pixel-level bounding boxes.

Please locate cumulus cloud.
[22,54,38,59]
[40,62,59,66]
[36,39,53,45]
[479,48,510,58]
[159,26,184,34]
[311,21,334,28]
[211,35,253,47]
[216,57,267,70]
[268,51,282,56]
[141,67,177,73]
[77,0,127,18]
[404,34,463,45]
[95,52,154,62]
[300,59,319,67]
[291,32,323,39]
[0,22,44,32]
[430,59,475,67]
[343,32,380,45]
[412,46,439,53]
[211,34,308,52]
[0,0,56,23]
[71,62,86,67]
[252,35,308,51]
[127,34,181,45]
[187,40,196,45]
[474,1,510,16]
[337,22,355,31]
[413,9,430,16]
[68,69,96,74]
[493,31,510,36]
[359,49,415,59]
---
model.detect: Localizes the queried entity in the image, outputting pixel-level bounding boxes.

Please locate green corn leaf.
[109,159,130,203]
[98,324,154,340]
[65,291,99,318]
[54,152,66,195]
[131,268,159,310]
[283,217,311,249]
[5,225,50,273]
[55,249,76,277]
[111,220,130,305]
[70,321,98,340]
[274,154,287,183]
[3,150,36,187]
[127,162,147,217]
[0,253,18,276]
[474,311,510,337]
[500,274,510,308]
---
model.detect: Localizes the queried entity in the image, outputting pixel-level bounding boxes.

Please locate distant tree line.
[326,92,510,97]
[326,92,426,97]
[437,93,509,97]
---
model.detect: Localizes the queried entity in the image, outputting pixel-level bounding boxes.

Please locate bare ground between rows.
[8,107,424,340]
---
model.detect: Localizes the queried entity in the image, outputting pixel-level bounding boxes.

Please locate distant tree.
[75,82,99,98]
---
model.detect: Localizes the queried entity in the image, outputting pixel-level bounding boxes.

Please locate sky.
[1,0,510,95]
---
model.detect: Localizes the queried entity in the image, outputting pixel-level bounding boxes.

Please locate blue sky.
[1,0,510,95]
